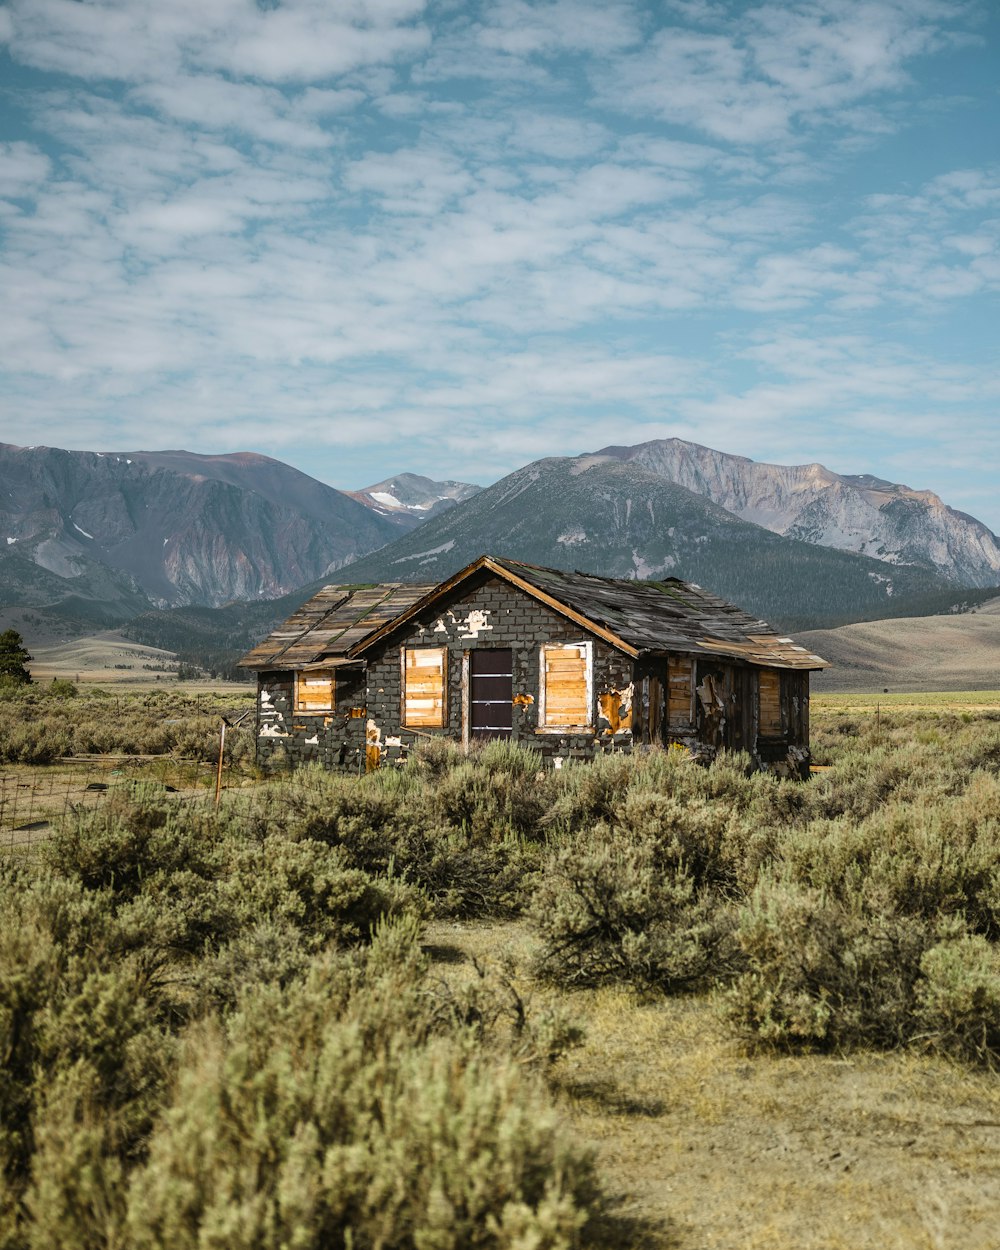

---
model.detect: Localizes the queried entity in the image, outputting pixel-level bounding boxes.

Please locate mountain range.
[594,440,1000,588]
[346,473,481,527]
[2,438,998,662]
[0,444,403,612]
[335,454,969,630]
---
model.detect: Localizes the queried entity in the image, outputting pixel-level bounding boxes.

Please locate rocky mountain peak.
[592,438,1000,587]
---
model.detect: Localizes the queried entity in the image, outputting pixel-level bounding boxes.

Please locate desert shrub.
[44,679,78,699]
[915,931,1000,1068]
[248,764,543,918]
[44,786,202,891]
[431,751,548,840]
[0,720,73,764]
[724,878,932,1052]
[0,873,175,1250]
[542,751,641,832]
[407,734,473,779]
[223,836,420,949]
[127,924,602,1250]
[0,689,253,765]
[44,788,420,965]
[531,826,738,993]
[5,788,601,1250]
[779,782,1000,939]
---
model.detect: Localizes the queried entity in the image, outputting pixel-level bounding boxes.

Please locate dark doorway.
[469,649,513,741]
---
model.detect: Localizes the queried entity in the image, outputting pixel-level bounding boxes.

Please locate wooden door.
[469,649,513,741]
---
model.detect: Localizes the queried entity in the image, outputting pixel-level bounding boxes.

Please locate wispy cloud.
[0,0,998,528]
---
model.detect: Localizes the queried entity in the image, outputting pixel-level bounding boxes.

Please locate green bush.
[916,932,1000,1068]
[248,763,544,918]
[128,927,601,1250]
[1,780,608,1250]
[723,878,931,1052]
[531,826,738,993]
[0,873,175,1250]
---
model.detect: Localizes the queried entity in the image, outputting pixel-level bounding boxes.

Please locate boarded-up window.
[403,647,446,727]
[539,643,591,728]
[667,656,694,729]
[296,669,335,712]
[758,669,783,735]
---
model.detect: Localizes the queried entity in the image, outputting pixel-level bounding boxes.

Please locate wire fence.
[0,725,363,864]
[0,763,280,860]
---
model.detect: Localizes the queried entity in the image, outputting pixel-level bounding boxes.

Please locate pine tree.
[0,629,32,684]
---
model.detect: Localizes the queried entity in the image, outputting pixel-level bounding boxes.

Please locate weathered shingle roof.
[350,555,829,670]
[237,582,438,670]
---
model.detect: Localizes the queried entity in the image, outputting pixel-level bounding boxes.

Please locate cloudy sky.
[1,0,998,525]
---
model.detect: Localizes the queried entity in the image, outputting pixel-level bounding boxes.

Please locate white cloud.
[3,0,431,83]
[597,0,977,146]
[0,0,997,530]
[0,142,51,199]
[475,0,643,56]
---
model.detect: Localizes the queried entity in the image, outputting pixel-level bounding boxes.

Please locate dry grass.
[425,919,1000,1250]
[814,690,1000,713]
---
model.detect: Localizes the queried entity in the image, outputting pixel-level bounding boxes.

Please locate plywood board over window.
[758,668,783,736]
[539,642,592,730]
[295,669,335,712]
[667,656,694,730]
[403,647,446,728]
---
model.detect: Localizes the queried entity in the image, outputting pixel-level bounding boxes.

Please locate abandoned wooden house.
[238,555,829,777]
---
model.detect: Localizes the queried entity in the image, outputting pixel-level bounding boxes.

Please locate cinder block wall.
[364,573,635,766]
[255,666,368,772]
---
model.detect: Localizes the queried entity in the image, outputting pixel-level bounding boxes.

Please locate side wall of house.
[632,655,812,776]
[255,666,368,771]
[363,573,636,768]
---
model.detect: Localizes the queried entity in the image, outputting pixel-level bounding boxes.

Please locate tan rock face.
[598,437,1000,587]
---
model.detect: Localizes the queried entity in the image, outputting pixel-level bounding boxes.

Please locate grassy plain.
[427,917,1000,1250]
[3,690,1000,1248]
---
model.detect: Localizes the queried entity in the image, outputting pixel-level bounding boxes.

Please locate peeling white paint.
[459,609,492,638]
[304,734,319,745]
[259,724,288,738]
[259,689,274,707]
[553,757,564,770]
[385,736,402,747]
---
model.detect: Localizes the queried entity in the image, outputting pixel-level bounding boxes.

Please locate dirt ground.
[424,919,1000,1250]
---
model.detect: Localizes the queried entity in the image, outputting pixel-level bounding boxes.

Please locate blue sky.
[1,0,999,527]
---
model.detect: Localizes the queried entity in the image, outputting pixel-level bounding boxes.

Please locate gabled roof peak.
[348,554,829,670]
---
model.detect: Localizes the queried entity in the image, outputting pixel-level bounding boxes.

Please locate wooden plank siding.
[295,670,335,712]
[758,668,783,735]
[667,656,694,730]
